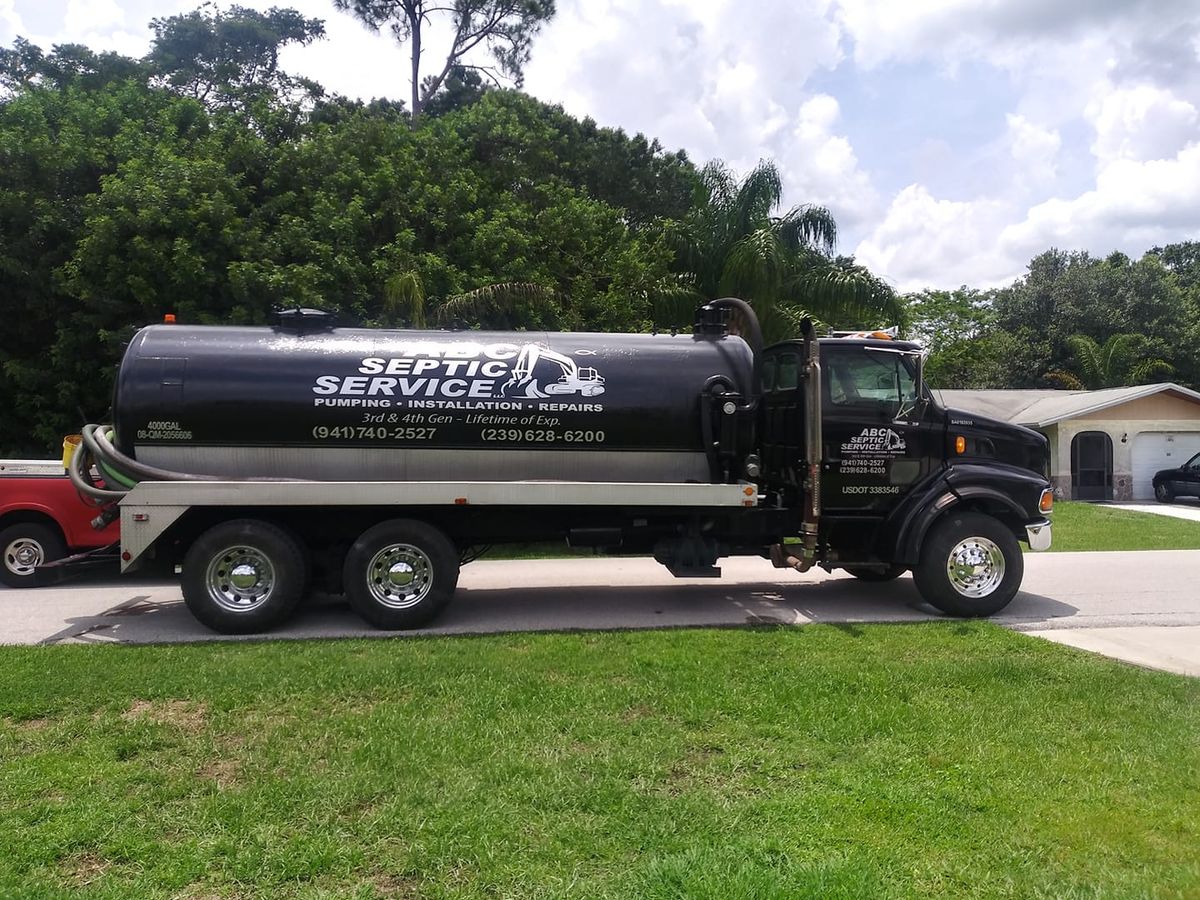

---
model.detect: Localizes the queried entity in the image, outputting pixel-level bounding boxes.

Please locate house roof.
[936,383,1200,428]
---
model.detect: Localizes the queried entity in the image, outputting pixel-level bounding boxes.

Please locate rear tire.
[181,519,308,634]
[343,519,459,629]
[913,511,1022,617]
[844,565,906,582]
[1,523,67,588]
[1155,482,1173,503]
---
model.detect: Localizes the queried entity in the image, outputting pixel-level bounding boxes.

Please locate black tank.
[112,324,755,483]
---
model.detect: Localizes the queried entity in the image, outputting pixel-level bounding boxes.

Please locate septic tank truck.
[68,299,1053,634]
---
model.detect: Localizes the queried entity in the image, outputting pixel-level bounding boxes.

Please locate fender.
[878,462,1048,566]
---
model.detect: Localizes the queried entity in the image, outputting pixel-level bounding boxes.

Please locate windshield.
[825,347,921,419]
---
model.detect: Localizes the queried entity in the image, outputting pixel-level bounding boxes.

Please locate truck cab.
[759,333,1052,616]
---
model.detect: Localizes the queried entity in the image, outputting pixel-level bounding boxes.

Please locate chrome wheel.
[205,545,276,612]
[4,537,45,578]
[1155,483,1172,503]
[366,543,433,609]
[945,536,1005,598]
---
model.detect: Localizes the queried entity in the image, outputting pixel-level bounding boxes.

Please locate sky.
[4,0,1199,293]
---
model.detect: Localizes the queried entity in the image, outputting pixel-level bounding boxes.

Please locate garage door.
[1131,432,1200,499]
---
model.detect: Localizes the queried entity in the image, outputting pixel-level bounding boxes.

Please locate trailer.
[68,301,1053,633]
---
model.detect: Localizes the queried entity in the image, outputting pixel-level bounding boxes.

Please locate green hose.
[97,458,137,489]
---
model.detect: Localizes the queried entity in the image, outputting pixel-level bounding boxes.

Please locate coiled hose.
[68,423,299,507]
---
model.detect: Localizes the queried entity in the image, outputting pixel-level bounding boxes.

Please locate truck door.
[821,344,935,512]
[759,346,805,492]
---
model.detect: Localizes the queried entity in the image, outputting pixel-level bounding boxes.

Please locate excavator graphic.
[500,344,606,398]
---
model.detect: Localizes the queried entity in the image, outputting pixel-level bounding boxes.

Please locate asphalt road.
[3,550,1199,646]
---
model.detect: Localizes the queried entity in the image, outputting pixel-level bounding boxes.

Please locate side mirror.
[893,352,928,424]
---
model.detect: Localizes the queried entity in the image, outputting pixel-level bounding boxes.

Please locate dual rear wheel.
[181,518,459,634]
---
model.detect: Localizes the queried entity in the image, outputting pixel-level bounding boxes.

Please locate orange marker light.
[1039,489,1054,513]
[163,313,177,324]
[955,435,966,454]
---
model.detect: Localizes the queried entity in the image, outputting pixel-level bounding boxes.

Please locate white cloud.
[833,0,1199,70]
[834,0,1200,289]
[1087,84,1199,164]
[523,0,881,232]
[858,139,1200,292]
[1006,114,1061,185]
[778,94,878,226]
[854,185,1016,291]
[63,0,124,36]
[1002,142,1200,254]
[0,0,24,42]
[274,1,418,103]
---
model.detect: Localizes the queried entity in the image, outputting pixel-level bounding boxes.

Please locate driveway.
[1101,499,1200,522]
[3,550,1200,676]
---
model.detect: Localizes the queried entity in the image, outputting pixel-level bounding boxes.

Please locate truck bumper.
[1025,519,1052,551]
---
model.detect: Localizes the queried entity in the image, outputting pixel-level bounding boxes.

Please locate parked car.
[0,460,119,587]
[1153,451,1200,502]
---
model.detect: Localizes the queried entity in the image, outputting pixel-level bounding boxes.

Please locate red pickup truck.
[0,460,119,587]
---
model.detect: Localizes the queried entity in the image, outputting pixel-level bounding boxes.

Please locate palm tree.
[381,271,561,330]
[1045,334,1173,389]
[663,160,902,343]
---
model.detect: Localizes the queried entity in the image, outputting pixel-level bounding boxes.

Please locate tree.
[1150,240,1200,295]
[148,4,326,112]
[332,0,555,120]
[1,38,146,94]
[665,160,901,342]
[1046,334,1173,390]
[986,248,1193,389]
[903,287,1011,388]
[419,64,487,117]
[378,272,560,328]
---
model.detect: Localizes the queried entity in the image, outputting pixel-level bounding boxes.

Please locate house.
[936,383,1200,501]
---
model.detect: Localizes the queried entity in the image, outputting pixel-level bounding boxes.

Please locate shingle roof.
[935,383,1200,428]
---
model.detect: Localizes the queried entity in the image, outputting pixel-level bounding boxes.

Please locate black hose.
[700,375,735,484]
[708,297,764,392]
[709,297,764,355]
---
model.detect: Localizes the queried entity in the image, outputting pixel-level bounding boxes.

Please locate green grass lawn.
[2,624,1198,898]
[1045,500,1200,551]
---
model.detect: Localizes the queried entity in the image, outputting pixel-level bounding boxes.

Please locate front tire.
[181,519,308,634]
[913,512,1022,617]
[1,523,67,588]
[343,519,460,629]
[1155,482,1173,503]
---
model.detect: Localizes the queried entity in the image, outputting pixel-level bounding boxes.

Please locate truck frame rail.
[119,479,760,570]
